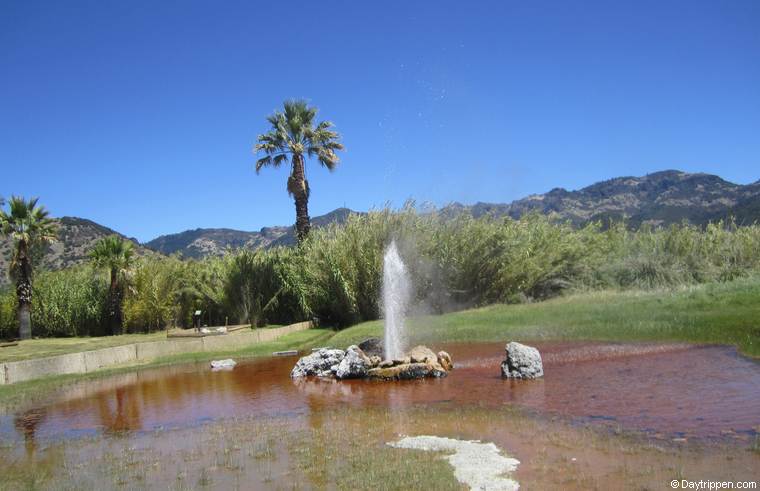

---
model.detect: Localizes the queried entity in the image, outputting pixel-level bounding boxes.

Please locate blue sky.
[1,0,758,242]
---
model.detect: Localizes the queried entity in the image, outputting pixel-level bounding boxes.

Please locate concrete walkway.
[0,321,312,385]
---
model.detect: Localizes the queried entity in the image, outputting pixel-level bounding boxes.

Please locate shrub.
[0,287,17,339]
[224,248,309,327]
[30,267,108,337]
[123,257,185,332]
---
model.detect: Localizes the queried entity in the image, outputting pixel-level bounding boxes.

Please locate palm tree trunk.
[108,269,122,335]
[18,303,31,340]
[15,240,33,340]
[291,154,311,242]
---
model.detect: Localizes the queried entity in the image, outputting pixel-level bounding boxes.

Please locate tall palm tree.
[89,235,135,335]
[254,100,344,242]
[0,197,58,340]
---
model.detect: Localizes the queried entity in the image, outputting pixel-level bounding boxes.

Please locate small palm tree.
[254,100,344,242]
[0,197,58,339]
[89,235,135,335]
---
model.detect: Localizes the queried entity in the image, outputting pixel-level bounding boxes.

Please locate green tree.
[254,100,344,242]
[123,257,183,332]
[0,197,58,339]
[89,235,135,334]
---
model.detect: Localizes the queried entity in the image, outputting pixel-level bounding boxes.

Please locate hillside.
[442,170,760,227]
[144,208,355,258]
[0,217,154,286]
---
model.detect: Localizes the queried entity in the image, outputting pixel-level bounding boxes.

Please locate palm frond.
[253,101,344,186]
[0,196,58,245]
[89,235,135,277]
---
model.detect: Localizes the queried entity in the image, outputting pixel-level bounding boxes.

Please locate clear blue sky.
[1,1,758,242]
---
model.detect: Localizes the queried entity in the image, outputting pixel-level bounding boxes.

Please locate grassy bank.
[0,331,168,364]
[329,277,760,357]
[0,325,296,364]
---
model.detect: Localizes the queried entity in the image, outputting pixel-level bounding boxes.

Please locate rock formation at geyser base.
[291,343,453,381]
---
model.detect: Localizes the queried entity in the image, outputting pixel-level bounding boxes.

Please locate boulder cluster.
[291,341,453,381]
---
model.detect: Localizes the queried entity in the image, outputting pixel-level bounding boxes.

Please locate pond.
[4,341,760,446]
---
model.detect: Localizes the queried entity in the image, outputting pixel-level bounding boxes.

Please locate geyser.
[291,240,452,381]
[382,240,411,360]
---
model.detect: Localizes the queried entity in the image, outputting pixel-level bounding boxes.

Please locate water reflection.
[13,408,46,457]
[96,387,142,434]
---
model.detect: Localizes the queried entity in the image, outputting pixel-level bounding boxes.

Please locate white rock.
[335,345,372,379]
[291,348,346,378]
[210,359,236,370]
[388,435,520,491]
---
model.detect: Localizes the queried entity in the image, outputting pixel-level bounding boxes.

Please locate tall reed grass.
[1,209,758,337]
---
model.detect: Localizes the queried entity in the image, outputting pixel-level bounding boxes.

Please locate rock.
[367,362,447,380]
[335,345,372,379]
[291,348,346,378]
[408,345,438,365]
[291,344,453,381]
[437,351,453,371]
[210,359,236,370]
[501,342,543,379]
[358,337,384,357]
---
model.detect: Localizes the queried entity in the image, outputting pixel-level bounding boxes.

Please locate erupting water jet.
[382,240,411,360]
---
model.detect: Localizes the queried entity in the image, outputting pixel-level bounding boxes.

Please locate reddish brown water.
[3,342,760,445]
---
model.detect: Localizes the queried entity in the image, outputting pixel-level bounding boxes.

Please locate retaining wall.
[0,321,312,385]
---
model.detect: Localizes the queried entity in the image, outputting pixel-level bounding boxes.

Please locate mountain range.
[1,170,759,284]
[441,170,760,227]
[144,208,354,259]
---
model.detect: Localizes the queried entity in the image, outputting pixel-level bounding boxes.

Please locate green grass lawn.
[329,277,760,357]
[0,331,169,363]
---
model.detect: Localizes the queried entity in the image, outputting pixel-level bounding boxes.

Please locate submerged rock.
[501,342,543,379]
[291,348,345,378]
[335,345,372,379]
[388,435,520,491]
[357,337,384,357]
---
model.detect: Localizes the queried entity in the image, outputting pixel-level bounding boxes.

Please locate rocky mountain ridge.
[144,207,355,258]
[441,170,760,227]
